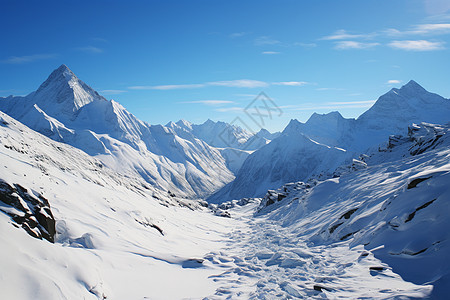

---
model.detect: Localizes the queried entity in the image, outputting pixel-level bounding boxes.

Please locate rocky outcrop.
[0,179,55,242]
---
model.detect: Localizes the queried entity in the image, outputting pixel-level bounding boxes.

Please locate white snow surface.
[0,112,445,299]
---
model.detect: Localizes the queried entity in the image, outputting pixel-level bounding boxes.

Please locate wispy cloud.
[254,36,281,45]
[209,79,268,88]
[100,89,127,95]
[262,51,280,55]
[130,79,309,90]
[321,29,375,40]
[386,80,401,84]
[316,87,345,91]
[283,100,376,112]
[334,41,380,50]
[131,83,206,90]
[230,32,249,38]
[325,100,376,105]
[215,107,244,112]
[388,40,445,51]
[385,23,450,36]
[294,42,317,48]
[273,81,308,86]
[2,53,57,64]
[180,100,234,106]
[77,46,103,54]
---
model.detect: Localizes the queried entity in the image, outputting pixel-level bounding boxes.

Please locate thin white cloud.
[254,36,281,45]
[209,79,268,88]
[129,79,309,90]
[262,51,280,55]
[100,89,127,95]
[77,46,103,54]
[181,100,234,106]
[286,100,376,112]
[230,32,249,38]
[388,40,445,51]
[273,81,308,86]
[385,23,450,36]
[316,87,345,91]
[215,107,244,112]
[325,100,376,105]
[334,41,380,50]
[415,23,450,33]
[2,53,57,64]
[321,29,376,40]
[386,80,401,84]
[130,83,206,90]
[294,42,317,48]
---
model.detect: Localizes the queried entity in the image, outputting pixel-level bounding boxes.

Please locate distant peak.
[56,64,71,72]
[398,80,427,93]
[203,119,216,125]
[53,64,75,78]
[176,119,192,128]
[282,119,302,134]
[306,111,343,124]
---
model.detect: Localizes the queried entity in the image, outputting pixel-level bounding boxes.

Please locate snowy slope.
[208,121,352,203]
[0,65,233,198]
[211,80,450,202]
[254,122,450,298]
[0,110,239,299]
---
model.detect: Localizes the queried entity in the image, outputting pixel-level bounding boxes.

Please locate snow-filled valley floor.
[203,201,432,299]
[1,105,449,298]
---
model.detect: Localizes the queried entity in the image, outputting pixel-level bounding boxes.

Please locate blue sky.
[1,0,450,132]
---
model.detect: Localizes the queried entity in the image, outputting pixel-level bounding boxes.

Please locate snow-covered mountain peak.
[33,65,106,119]
[282,119,302,135]
[304,111,349,131]
[397,79,427,94]
[307,111,344,123]
[175,119,193,130]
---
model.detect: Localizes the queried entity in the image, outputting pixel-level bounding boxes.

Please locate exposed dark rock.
[405,198,436,223]
[0,179,55,242]
[407,176,431,189]
[329,222,343,234]
[340,208,358,220]
[340,230,359,241]
[313,285,332,292]
[359,251,370,258]
[135,219,164,236]
[369,266,385,271]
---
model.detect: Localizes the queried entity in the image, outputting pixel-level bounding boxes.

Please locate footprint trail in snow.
[202,201,431,299]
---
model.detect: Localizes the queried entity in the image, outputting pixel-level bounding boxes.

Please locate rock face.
[0,179,55,242]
